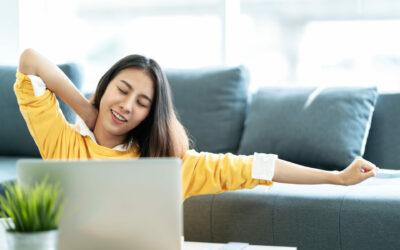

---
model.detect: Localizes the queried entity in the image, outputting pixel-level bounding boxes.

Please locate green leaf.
[0,176,65,232]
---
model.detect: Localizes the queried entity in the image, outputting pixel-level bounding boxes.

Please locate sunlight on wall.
[297,20,400,92]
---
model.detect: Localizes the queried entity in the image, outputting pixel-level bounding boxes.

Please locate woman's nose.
[120,96,135,113]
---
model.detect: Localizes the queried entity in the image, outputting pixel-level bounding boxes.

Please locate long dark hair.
[92,55,189,158]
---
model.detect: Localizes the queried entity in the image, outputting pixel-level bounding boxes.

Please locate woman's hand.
[337,157,380,185]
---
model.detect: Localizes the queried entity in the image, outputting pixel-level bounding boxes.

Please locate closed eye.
[117,87,128,95]
[138,102,147,108]
[118,86,149,108]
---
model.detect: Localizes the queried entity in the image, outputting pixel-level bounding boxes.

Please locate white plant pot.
[5,230,59,250]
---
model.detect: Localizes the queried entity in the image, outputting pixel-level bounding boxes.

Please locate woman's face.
[96,68,154,141]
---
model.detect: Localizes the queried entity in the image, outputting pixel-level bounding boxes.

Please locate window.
[20,0,224,93]
[19,0,400,93]
[297,20,400,92]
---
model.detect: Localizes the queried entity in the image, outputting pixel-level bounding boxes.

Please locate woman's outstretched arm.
[18,48,98,129]
[273,157,379,185]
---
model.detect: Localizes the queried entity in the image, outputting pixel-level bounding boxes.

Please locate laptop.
[17,158,183,250]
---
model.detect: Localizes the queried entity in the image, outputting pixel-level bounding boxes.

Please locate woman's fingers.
[341,157,380,185]
[367,170,377,178]
[358,159,379,178]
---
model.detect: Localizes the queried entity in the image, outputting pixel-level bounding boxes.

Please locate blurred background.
[2,0,400,94]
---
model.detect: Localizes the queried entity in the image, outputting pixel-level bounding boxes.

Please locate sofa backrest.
[168,67,400,171]
[0,64,82,157]
[364,93,400,170]
[3,62,396,170]
[166,66,249,154]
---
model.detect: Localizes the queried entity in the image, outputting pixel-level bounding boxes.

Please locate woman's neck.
[93,124,125,149]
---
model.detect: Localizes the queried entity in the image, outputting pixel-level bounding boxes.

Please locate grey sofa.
[0,64,82,186]
[1,65,400,250]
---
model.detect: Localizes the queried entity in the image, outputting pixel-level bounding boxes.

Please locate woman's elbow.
[18,48,37,76]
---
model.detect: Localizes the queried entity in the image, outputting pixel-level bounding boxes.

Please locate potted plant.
[0,177,65,250]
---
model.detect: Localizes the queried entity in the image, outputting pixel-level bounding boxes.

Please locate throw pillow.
[238,86,378,170]
[166,66,250,154]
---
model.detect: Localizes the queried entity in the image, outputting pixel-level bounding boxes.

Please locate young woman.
[15,49,379,200]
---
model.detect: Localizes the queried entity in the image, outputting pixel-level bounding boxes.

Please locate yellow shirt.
[14,71,273,200]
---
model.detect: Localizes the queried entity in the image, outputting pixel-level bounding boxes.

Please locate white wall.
[0,0,19,65]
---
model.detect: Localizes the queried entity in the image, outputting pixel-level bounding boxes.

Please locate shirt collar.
[74,118,132,151]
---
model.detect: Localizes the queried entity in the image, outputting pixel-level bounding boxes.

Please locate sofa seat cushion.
[166,66,249,154]
[238,86,378,170]
[0,157,19,184]
[0,156,22,197]
[183,172,400,250]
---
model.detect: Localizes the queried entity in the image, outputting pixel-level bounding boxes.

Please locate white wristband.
[252,153,278,181]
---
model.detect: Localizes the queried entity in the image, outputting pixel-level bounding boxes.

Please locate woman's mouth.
[111,109,128,124]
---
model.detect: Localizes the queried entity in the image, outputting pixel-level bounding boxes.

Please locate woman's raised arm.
[18,48,98,130]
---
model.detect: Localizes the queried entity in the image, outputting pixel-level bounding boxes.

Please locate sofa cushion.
[363,93,400,170]
[238,86,378,170]
[0,64,82,157]
[0,156,20,197]
[183,172,400,250]
[166,66,249,154]
[0,156,19,184]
